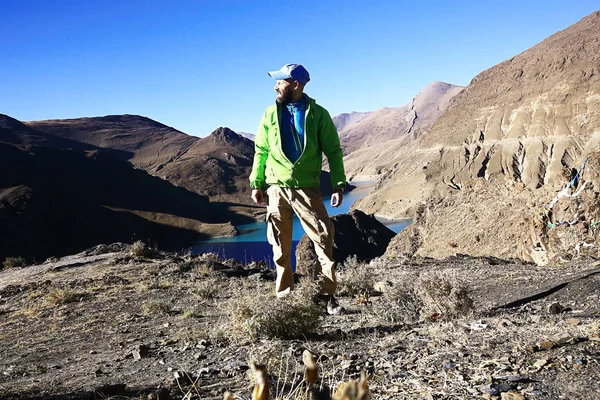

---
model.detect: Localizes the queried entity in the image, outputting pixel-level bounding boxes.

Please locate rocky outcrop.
[0,185,34,210]
[295,210,396,277]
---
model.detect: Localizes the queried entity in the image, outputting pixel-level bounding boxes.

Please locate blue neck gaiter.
[280,96,306,164]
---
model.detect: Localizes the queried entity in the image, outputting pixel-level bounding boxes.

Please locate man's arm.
[249,111,270,196]
[318,108,347,192]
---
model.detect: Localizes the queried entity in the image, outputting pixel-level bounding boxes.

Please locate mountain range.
[27,115,256,204]
[0,115,262,262]
[3,10,600,265]
[333,81,463,180]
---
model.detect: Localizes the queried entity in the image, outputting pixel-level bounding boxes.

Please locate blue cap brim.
[268,70,291,80]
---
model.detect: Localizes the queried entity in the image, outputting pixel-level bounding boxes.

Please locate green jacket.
[249,96,346,190]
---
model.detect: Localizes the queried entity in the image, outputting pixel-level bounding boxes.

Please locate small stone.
[537,341,555,350]
[547,303,564,314]
[132,345,150,361]
[89,350,98,355]
[506,376,528,383]
[494,383,515,393]
[174,370,193,384]
[373,281,392,293]
[533,359,548,369]
[548,333,573,345]
[497,319,513,328]
[479,384,499,396]
[471,321,489,331]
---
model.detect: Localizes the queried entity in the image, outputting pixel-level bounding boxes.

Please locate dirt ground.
[1,244,599,400]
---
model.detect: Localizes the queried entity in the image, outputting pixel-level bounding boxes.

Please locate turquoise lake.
[190,182,411,267]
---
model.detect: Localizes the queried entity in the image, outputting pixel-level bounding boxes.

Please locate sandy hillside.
[352,11,600,265]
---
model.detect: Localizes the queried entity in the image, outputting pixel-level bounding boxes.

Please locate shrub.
[224,279,322,340]
[2,257,26,269]
[372,269,474,324]
[45,289,80,305]
[191,277,219,300]
[415,270,474,320]
[142,300,171,315]
[373,273,421,325]
[337,256,375,298]
[130,240,153,258]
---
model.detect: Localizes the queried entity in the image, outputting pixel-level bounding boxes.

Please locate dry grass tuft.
[45,288,81,306]
[182,309,197,319]
[142,300,171,315]
[138,277,174,291]
[223,278,323,340]
[191,277,219,300]
[2,256,27,269]
[337,256,375,298]
[129,240,154,258]
[373,273,421,325]
[371,267,474,324]
[225,353,370,400]
[415,269,474,320]
[193,263,214,276]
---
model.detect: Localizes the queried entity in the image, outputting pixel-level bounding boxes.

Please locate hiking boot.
[326,295,345,316]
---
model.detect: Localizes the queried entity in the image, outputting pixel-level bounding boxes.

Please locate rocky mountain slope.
[355,10,600,265]
[334,82,463,180]
[27,116,256,204]
[0,114,259,262]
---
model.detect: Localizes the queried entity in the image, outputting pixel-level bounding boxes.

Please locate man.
[249,63,346,314]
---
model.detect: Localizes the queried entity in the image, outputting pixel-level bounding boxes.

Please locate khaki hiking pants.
[266,186,336,298]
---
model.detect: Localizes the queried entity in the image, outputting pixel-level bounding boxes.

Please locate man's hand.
[251,189,266,205]
[330,189,343,208]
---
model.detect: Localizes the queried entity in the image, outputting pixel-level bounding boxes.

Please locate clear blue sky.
[1,1,598,137]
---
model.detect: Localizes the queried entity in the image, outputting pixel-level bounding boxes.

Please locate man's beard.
[276,87,294,104]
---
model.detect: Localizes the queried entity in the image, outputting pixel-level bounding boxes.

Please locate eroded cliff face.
[385,152,600,265]
[359,11,600,265]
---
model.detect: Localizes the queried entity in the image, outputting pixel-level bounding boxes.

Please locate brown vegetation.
[0,245,599,399]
